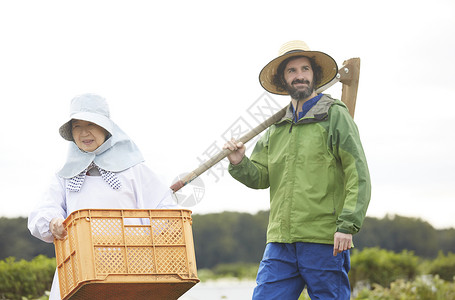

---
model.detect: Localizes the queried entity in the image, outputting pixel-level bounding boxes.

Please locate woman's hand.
[50,218,67,240]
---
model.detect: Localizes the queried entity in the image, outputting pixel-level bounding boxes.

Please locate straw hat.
[259,40,338,95]
[59,93,114,141]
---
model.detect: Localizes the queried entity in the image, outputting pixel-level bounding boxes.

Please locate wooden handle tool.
[170,58,360,192]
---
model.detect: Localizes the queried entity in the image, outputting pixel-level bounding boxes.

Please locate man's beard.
[285,79,315,100]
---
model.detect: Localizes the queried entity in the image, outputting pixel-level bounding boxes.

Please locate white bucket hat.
[59,93,114,141]
[57,93,144,179]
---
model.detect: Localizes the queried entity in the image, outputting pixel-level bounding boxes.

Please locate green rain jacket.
[229,94,371,245]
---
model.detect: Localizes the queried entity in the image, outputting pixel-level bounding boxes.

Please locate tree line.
[1,212,454,269]
[192,211,455,268]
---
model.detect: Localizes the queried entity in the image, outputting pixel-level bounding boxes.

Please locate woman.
[28,93,177,299]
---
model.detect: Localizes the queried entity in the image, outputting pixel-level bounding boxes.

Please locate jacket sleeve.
[329,103,371,235]
[28,174,67,243]
[228,129,271,189]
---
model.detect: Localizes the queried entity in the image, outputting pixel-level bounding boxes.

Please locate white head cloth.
[57,93,144,179]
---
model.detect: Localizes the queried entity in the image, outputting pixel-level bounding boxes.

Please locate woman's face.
[71,119,108,152]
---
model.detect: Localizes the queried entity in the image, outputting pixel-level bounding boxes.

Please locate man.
[223,41,371,299]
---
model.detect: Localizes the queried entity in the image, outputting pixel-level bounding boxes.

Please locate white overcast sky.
[1,0,454,229]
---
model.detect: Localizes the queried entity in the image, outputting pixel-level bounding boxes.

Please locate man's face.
[283,57,316,101]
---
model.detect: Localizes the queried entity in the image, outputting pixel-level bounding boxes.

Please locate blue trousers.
[252,243,351,300]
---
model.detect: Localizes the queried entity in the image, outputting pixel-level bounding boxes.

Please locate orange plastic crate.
[54,209,199,300]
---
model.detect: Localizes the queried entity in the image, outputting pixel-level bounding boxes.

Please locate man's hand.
[223,138,246,165]
[333,232,352,256]
[50,218,67,240]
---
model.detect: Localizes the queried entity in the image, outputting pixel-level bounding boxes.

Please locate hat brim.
[259,50,338,95]
[59,112,114,141]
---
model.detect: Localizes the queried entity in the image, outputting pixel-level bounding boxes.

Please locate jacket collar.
[276,94,336,125]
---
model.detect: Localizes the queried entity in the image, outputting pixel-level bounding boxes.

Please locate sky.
[1,0,454,229]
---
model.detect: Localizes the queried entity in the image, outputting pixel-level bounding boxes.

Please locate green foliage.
[197,262,259,281]
[437,228,455,255]
[354,275,455,300]
[0,255,55,300]
[349,247,419,288]
[192,211,269,269]
[297,275,455,300]
[354,215,443,258]
[0,217,55,261]
[213,262,258,279]
[3,213,455,269]
[428,251,455,281]
[1,249,455,299]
